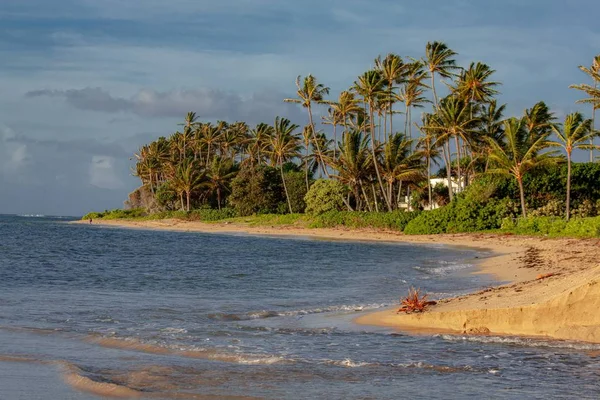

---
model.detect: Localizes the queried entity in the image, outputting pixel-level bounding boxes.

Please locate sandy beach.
[80,218,600,343]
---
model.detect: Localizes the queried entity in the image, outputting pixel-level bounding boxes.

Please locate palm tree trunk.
[427,156,432,209]
[371,183,379,212]
[566,152,572,221]
[390,101,394,136]
[180,192,185,211]
[454,135,462,192]
[360,184,372,212]
[441,142,453,201]
[369,102,392,211]
[308,105,329,178]
[431,74,438,109]
[518,177,527,217]
[304,146,310,192]
[333,123,337,159]
[397,180,403,207]
[280,161,294,214]
[217,188,222,211]
[591,99,596,162]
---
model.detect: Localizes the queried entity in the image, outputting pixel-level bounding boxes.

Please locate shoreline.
[76,218,600,343]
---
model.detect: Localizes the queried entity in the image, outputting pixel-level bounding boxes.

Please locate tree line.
[132,42,600,221]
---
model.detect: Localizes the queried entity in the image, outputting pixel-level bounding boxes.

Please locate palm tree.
[354,70,391,210]
[548,113,594,220]
[452,62,500,106]
[426,96,479,192]
[375,53,405,136]
[328,130,373,211]
[478,100,506,171]
[416,116,441,208]
[171,159,204,211]
[246,123,274,167]
[284,75,331,176]
[570,55,600,161]
[523,101,556,143]
[380,133,423,209]
[486,117,559,217]
[269,117,301,213]
[424,41,459,108]
[199,123,222,165]
[204,156,238,210]
[396,73,430,140]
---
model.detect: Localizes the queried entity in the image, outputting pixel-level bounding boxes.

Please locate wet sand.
[79,218,600,343]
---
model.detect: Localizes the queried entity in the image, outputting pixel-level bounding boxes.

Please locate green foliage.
[308,211,419,231]
[304,179,347,215]
[229,166,285,216]
[82,208,147,220]
[403,197,517,235]
[501,216,600,238]
[283,171,310,213]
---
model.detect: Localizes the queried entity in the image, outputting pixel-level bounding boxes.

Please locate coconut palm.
[203,156,238,210]
[199,123,222,165]
[379,133,423,209]
[523,101,556,143]
[478,100,506,171]
[570,55,600,161]
[486,117,559,217]
[353,69,392,210]
[375,53,405,136]
[416,116,441,208]
[548,113,594,220]
[426,96,479,192]
[328,130,373,211]
[396,73,430,139]
[268,117,301,213]
[284,75,331,176]
[171,159,204,211]
[452,62,500,106]
[424,41,459,108]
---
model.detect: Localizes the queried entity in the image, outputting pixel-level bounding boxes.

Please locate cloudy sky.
[0,0,598,216]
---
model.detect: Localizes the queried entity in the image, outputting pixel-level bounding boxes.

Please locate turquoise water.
[0,215,598,399]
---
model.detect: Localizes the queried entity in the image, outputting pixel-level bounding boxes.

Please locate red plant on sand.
[398,287,435,314]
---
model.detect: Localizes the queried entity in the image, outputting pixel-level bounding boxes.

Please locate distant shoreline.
[76,218,600,343]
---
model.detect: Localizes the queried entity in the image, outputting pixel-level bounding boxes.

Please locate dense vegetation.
[87,44,600,237]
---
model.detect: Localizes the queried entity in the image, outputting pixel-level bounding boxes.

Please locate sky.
[0,0,598,216]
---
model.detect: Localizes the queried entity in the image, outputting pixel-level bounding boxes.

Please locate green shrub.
[229,166,284,216]
[283,171,309,214]
[82,208,147,220]
[501,216,600,237]
[309,211,419,231]
[404,207,453,234]
[304,180,347,215]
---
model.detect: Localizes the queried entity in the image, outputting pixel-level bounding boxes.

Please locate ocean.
[0,214,598,399]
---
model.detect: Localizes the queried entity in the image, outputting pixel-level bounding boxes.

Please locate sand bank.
[79,218,600,343]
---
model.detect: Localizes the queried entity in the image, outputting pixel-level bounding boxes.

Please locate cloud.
[25,87,306,124]
[89,155,124,190]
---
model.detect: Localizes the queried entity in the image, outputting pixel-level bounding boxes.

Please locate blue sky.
[0,0,598,215]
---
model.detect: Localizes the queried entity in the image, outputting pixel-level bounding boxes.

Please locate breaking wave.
[208,303,389,321]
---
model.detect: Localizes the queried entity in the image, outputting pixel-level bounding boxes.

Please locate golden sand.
[78,219,600,343]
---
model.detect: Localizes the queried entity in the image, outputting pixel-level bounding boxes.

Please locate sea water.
[0,215,598,399]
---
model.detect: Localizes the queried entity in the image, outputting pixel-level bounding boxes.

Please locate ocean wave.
[437,334,600,350]
[319,358,474,372]
[414,262,473,275]
[208,303,389,321]
[87,335,287,365]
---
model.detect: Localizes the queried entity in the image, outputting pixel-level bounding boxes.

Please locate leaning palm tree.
[548,113,594,220]
[570,55,600,161]
[424,41,459,108]
[268,117,301,213]
[415,117,441,208]
[486,117,559,217]
[353,70,391,210]
[284,75,331,176]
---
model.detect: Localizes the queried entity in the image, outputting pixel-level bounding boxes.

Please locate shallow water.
[0,214,599,399]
